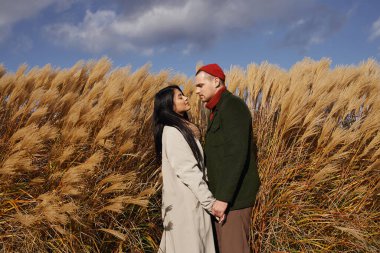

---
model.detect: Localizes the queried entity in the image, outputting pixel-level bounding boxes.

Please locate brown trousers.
[213,207,253,253]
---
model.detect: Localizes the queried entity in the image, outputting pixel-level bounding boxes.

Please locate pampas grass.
[0,57,379,252]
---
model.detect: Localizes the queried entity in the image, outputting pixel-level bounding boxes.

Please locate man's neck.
[206,85,226,110]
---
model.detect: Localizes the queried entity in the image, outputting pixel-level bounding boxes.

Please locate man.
[194,63,261,253]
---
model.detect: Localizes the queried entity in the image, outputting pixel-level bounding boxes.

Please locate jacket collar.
[205,86,227,111]
[206,89,231,132]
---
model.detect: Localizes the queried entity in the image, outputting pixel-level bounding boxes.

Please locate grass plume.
[0,57,379,252]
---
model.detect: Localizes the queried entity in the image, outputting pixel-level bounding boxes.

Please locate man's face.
[194,72,218,102]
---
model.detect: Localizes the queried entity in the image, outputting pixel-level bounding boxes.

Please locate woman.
[153,85,217,253]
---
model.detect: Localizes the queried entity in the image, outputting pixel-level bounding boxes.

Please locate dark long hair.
[153,85,205,175]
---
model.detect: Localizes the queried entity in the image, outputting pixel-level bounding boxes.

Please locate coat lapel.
[207,109,218,132]
[206,91,230,132]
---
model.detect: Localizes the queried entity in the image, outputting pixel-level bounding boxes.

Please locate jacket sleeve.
[163,126,215,213]
[216,98,251,203]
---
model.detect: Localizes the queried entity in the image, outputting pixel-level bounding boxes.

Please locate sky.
[1,0,380,76]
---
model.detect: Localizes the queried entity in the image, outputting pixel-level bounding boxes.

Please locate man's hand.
[212,200,228,219]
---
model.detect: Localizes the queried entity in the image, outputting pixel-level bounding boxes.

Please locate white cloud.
[45,1,220,53]
[44,0,348,55]
[182,43,197,55]
[281,7,347,52]
[292,19,306,28]
[0,0,54,42]
[0,26,11,43]
[369,17,380,41]
[264,30,274,36]
[45,10,133,52]
[12,35,33,53]
[55,0,82,11]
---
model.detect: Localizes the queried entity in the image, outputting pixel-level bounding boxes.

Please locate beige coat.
[159,126,216,253]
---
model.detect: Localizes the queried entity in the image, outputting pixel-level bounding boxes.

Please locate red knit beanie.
[196,63,225,81]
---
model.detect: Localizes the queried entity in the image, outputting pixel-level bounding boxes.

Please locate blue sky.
[1,0,380,76]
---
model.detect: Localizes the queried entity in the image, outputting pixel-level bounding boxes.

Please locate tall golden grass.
[0,57,379,252]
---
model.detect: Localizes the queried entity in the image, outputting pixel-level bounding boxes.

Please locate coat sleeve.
[216,98,252,203]
[163,126,215,213]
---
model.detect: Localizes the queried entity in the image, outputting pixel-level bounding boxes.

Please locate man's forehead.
[195,72,209,82]
[196,71,207,78]
[194,77,206,86]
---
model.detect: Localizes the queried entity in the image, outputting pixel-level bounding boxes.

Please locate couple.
[153,64,261,253]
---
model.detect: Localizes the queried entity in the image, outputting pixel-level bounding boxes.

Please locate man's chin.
[200,97,208,102]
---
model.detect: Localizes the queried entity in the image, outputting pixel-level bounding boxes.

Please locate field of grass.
[0,58,379,252]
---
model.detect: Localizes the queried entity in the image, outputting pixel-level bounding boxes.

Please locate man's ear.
[215,77,220,88]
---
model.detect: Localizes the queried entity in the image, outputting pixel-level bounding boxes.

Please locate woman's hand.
[212,201,227,224]
[212,200,228,217]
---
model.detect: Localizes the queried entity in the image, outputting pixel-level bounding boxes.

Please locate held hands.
[215,213,226,224]
[212,200,228,224]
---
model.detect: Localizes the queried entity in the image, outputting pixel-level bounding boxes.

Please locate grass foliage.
[0,58,379,252]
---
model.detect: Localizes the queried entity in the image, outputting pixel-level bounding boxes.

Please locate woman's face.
[173,88,190,116]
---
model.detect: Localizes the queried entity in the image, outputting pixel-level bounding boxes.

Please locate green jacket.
[204,90,261,210]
